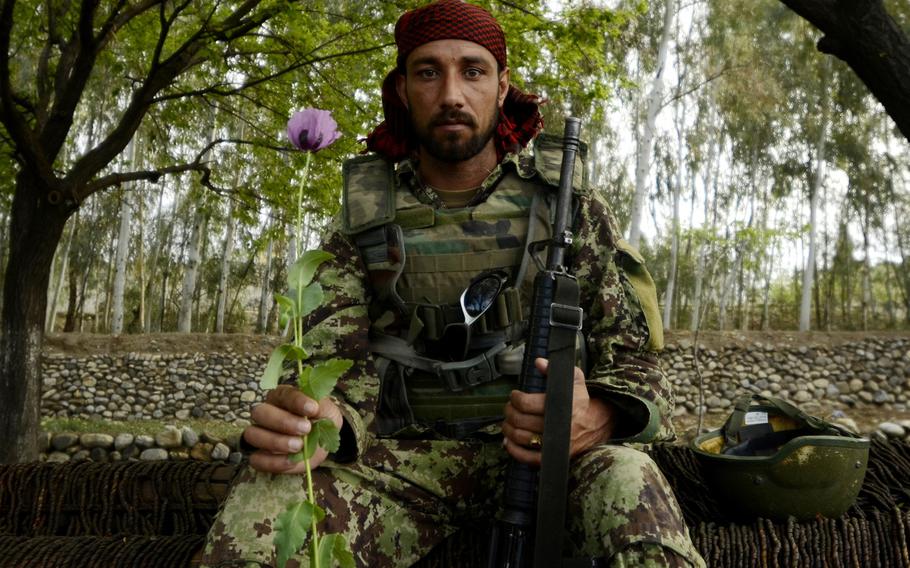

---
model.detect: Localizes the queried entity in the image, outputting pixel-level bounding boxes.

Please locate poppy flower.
[287,108,341,152]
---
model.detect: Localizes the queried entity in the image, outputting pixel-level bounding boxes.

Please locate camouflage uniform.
[203,149,706,568]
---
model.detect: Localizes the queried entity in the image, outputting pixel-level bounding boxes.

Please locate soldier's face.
[397,39,509,163]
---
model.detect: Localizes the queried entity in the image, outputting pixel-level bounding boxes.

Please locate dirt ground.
[43,332,280,356]
[44,330,910,438]
[44,329,910,355]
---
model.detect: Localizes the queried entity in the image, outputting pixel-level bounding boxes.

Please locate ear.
[497,67,510,108]
[395,71,409,110]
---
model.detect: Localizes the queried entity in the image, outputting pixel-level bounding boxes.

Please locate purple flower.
[287,108,341,152]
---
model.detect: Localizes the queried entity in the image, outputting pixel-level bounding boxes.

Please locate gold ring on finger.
[528,433,542,450]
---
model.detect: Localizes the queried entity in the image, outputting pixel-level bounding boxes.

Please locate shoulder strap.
[341,154,397,235]
[531,133,588,192]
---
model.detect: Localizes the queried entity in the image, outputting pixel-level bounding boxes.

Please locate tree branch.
[76,160,209,199]
[0,0,59,191]
[779,0,910,142]
[35,0,59,122]
[39,0,102,159]
[151,41,393,103]
[65,0,282,190]
[662,64,730,108]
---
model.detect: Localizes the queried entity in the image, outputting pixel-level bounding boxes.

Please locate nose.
[439,70,465,109]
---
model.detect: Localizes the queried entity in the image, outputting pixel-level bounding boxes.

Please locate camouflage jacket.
[299,150,674,462]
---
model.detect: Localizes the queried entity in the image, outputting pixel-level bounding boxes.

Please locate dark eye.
[465,68,482,79]
[417,68,438,79]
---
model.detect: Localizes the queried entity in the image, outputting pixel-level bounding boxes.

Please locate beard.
[411,103,499,163]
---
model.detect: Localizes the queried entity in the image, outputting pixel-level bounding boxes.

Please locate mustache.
[429,110,476,128]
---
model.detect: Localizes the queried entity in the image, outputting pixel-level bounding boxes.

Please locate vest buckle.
[433,343,507,392]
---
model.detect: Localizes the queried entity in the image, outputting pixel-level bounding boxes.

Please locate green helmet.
[691,394,869,522]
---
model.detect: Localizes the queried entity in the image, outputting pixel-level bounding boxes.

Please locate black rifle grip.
[519,271,556,394]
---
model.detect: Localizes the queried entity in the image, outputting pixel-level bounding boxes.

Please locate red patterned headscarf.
[365,0,543,162]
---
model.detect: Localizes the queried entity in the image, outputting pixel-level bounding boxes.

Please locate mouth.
[435,122,469,132]
[431,112,475,131]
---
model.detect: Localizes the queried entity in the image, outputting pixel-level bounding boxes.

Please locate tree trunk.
[799,74,829,331]
[63,221,81,332]
[663,169,681,330]
[74,244,96,333]
[761,245,774,330]
[45,218,75,332]
[0,209,9,305]
[102,235,116,332]
[0,171,72,463]
[136,189,145,333]
[194,216,210,332]
[111,187,132,335]
[257,232,274,334]
[629,0,675,247]
[178,208,206,333]
[215,199,235,333]
[144,184,168,332]
[690,132,720,332]
[895,217,910,325]
[718,258,732,330]
[860,215,872,331]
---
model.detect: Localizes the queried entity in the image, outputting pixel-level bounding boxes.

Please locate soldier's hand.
[244,384,344,474]
[501,357,614,466]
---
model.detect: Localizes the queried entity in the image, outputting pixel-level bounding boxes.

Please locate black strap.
[534,272,581,568]
[721,393,856,448]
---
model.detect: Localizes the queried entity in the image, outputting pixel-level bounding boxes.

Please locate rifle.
[488,117,598,568]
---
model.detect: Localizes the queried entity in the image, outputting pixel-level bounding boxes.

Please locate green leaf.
[288,249,335,291]
[299,282,324,318]
[275,293,297,319]
[300,359,354,401]
[302,431,320,461]
[273,501,324,568]
[313,533,355,568]
[331,534,356,568]
[313,418,341,454]
[295,420,339,462]
[296,366,313,394]
[260,344,308,390]
[275,294,297,330]
[288,445,307,464]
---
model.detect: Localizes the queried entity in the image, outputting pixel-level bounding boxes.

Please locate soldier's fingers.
[264,385,320,417]
[503,437,541,467]
[535,357,586,382]
[250,402,312,436]
[243,424,306,455]
[509,390,545,415]
[248,450,311,475]
[501,422,540,449]
[504,402,545,432]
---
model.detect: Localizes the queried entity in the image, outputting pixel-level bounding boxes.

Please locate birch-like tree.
[629,0,676,248]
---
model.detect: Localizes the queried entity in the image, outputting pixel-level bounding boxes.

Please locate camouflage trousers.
[202,439,705,568]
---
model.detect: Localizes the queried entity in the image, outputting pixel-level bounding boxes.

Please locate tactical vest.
[341,136,587,438]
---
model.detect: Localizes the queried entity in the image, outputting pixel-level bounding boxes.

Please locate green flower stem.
[296,152,313,259]
[293,155,321,568]
[305,442,320,567]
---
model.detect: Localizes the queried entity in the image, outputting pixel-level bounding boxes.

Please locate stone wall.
[42,426,244,465]
[41,336,910,424]
[664,336,910,417]
[42,349,264,426]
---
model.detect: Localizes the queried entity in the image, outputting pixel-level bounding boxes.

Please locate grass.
[41,417,244,439]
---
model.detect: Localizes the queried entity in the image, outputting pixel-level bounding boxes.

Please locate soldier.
[203,1,706,567]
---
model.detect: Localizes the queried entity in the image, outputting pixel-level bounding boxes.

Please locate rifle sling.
[534,271,582,568]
